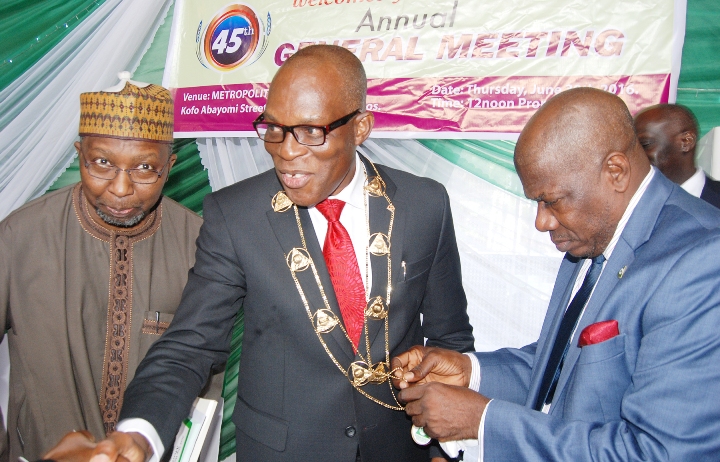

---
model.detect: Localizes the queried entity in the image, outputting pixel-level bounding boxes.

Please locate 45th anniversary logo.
[196,4,272,71]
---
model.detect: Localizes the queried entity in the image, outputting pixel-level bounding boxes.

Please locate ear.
[74,140,82,155]
[163,153,178,183]
[679,130,696,153]
[168,152,177,170]
[353,111,375,146]
[604,151,631,193]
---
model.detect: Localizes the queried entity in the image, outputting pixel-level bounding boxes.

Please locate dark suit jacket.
[120,156,474,461]
[474,172,720,460]
[700,174,720,208]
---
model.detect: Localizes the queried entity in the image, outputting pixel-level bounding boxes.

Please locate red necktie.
[315,199,366,349]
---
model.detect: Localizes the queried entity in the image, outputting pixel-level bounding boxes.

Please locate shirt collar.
[680,167,706,198]
[602,166,656,260]
[328,153,365,211]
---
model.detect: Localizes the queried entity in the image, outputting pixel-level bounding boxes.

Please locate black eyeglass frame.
[81,153,172,185]
[252,109,362,146]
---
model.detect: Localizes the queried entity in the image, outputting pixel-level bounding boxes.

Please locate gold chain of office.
[272,161,404,411]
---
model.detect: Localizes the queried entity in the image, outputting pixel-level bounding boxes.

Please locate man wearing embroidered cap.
[0,74,220,461]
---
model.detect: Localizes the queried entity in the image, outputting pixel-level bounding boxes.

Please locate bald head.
[261,44,374,207]
[634,104,698,184]
[516,87,644,174]
[276,45,367,111]
[636,104,698,139]
[515,87,651,258]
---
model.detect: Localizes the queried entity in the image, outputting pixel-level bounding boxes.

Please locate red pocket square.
[578,320,619,347]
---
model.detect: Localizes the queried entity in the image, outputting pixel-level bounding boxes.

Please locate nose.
[535,202,558,232]
[276,131,307,161]
[107,169,134,198]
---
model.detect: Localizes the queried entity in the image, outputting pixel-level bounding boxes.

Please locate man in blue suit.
[393,87,720,460]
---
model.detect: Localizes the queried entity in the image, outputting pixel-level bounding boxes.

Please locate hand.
[43,431,151,462]
[391,346,472,390]
[399,382,489,442]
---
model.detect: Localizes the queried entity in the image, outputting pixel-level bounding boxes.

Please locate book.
[170,397,219,462]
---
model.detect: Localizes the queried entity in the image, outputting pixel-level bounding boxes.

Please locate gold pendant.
[349,362,373,386]
[272,191,293,212]
[365,176,385,197]
[313,309,339,333]
[369,233,390,256]
[369,362,388,384]
[365,296,388,320]
[286,248,311,272]
[349,361,390,387]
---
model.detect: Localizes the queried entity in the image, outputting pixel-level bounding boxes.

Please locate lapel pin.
[617,266,627,279]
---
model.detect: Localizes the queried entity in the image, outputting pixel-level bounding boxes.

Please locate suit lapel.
[526,256,582,406]
[551,240,636,405]
[359,158,402,361]
[547,171,671,409]
[265,197,356,362]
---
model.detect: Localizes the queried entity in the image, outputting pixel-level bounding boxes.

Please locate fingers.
[402,348,448,382]
[42,430,148,462]
[402,383,489,442]
[391,346,427,388]
[90,432,149,462]
[390,356,407,389]
[43,431,97,460]
[393,347,473,390]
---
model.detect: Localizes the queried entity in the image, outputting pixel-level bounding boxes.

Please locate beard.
[96,207,146,228]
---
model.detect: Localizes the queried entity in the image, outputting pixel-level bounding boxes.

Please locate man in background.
[635,103,720,207]
[393,88,720,460]
[0,76,219,460]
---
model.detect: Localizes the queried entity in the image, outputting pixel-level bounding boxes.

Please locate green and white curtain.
[2,0,720,460]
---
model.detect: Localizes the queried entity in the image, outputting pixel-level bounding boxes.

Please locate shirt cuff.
[438,354,483,460]
[465,352,481,391]
[477,399,492,462]
[116,418,164,462]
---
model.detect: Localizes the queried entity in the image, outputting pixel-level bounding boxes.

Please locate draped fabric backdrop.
[1,0,719,460]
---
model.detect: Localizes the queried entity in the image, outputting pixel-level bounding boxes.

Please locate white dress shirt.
[309,154,372,292]
[680,167,706,198]
[117,154,371,460]
[452,167,657,462]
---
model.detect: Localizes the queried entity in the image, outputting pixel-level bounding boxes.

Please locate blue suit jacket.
[475,172,720,460]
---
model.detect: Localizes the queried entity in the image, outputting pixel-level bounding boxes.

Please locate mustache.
[96,208,146,228]
[96,199,142,210]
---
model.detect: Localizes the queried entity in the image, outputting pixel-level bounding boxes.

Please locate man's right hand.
[391,345,472,390]
[43,431,151,462]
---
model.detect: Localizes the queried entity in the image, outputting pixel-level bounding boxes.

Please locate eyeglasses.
[253,110,361,146]
[82,154,171,184]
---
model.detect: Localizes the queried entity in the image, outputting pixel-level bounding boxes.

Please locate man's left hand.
[399,382,489,442]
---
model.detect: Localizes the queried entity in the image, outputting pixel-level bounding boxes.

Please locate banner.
[164,0,685,138]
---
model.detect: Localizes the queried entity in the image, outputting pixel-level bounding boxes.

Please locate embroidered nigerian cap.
[79,71,174,143]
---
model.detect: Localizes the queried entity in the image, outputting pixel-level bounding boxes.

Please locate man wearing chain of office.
[45,44,474,462]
